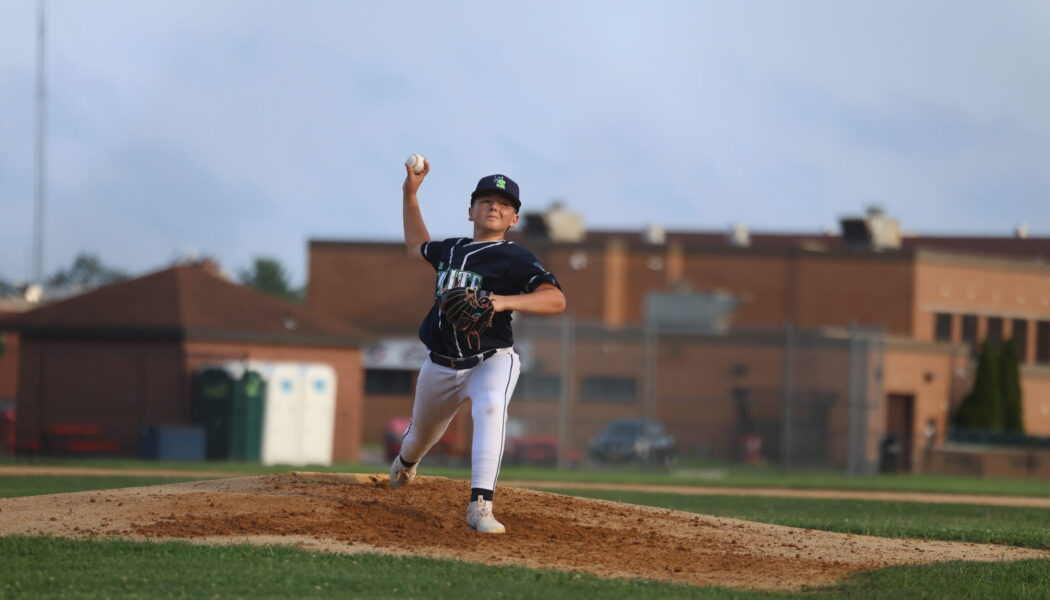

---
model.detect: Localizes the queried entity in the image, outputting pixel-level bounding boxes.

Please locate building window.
[365,369,414,395]
[934,313,952,342]
[582,376,637,403]
[1012,319,1029,362]
[987,317,1003,348]
[961,315,978,349]
[1038,321,1050,365]
[516,373,561,402]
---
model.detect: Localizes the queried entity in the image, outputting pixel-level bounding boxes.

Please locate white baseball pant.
[398,349,520,491]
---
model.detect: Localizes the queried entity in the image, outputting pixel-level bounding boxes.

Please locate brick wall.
[307,242,434,334]
[15,339,183,455]
[913,254,1050,367]
[0,330,18,400]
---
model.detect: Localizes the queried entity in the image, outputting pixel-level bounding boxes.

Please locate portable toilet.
[191,368,236,459]
[300,363,337,466]
[223,362,267,462]
[259,362,302,466]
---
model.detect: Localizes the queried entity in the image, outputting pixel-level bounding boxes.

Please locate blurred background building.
[309,205,1050,476]
[0,262,366,463]
[2,206,1049,476]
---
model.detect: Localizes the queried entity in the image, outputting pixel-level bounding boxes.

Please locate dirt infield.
[1,473,1047,591]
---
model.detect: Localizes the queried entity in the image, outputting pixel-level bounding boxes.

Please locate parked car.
[588,419,676,466]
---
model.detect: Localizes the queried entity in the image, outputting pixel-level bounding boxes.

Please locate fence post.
[557,314,574,470]
[780,322,795,471]
[643,320,657,425]
[846,324,884,475]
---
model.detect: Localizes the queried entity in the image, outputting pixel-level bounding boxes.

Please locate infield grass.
[1,536,1048,600]
[541,488,1050,549]
[5,456,1050,497]
[0,475,202,498]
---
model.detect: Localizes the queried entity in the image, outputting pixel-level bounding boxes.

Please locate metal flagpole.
[33,0,48,287]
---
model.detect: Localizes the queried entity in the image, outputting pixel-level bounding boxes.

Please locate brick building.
[1,263,368,461]
[306,208,1050,472]
[0,299,29,456]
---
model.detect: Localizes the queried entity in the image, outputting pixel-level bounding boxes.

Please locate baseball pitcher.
[391,157,566,534]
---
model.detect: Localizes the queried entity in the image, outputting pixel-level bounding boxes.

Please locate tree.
[999,337,1024,434]
[47,253,129,293]
[238,257,302,303]
[953,339,1003,430]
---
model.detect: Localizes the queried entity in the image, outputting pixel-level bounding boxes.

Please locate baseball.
[406,153,426,174]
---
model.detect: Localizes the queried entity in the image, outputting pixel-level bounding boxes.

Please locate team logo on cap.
[494,176,506,190]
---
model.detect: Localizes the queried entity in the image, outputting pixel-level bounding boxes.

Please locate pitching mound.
[1,472,1046,591]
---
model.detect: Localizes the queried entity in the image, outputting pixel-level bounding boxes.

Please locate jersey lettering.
[437,267,482,292]
[421,237,561,356]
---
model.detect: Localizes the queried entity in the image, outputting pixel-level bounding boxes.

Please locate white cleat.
[389,456,417,489]
[466,495,506,534]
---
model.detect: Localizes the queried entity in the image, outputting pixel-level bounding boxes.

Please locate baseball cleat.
[466,495,506,534]
[389,456,417,489]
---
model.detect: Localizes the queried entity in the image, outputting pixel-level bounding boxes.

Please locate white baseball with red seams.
[406,153,426,174]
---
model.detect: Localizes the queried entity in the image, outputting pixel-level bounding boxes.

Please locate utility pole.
[33,0,48,287]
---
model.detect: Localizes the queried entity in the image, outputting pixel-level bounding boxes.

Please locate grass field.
[5,456,1050,497]
[2,465,1049,598]
[0,475,203,498]
[1,536,1048,599]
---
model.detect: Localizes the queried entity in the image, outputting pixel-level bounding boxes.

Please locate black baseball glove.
[439,287,495,352]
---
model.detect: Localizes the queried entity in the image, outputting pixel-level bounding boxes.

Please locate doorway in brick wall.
[885,394,915,472]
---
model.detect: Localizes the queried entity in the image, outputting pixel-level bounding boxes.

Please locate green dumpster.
[191,368,236,460]
[232,370,266,462]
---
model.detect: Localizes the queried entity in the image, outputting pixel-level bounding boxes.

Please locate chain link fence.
[511,317,884,474]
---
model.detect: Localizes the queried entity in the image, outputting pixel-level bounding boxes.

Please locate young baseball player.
[392,158,566,534]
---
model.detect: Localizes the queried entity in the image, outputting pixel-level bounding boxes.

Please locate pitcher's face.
[469,195,519,237]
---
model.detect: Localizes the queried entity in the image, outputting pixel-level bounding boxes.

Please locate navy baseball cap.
[471,174,520,211]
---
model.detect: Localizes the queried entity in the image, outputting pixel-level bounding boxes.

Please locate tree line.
[0,253,303,303]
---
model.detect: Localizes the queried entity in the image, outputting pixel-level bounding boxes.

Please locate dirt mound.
[1,472,1046,591]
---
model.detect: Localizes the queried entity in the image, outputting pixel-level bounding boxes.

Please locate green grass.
[0,476,204,498]
[540,488,1050,549]
[0,536,757,599]
[1,536,1047,599]
[821,559,1050,599]
[3,470,1049,598]
[5,456,1050,497]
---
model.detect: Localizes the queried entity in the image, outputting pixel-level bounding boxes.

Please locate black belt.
[429,349,498,370]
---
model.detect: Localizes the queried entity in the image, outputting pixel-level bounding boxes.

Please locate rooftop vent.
[840,205,901,250]
[644,223,666,245]
[522,201,585,242]
[727,223,750,247]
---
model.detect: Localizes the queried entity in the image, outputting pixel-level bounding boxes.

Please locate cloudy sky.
[1,1,1048,286]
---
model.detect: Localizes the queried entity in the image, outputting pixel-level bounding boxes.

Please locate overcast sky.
[2,1,1048,286]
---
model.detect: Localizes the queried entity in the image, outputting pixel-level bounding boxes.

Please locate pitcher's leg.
[465,352,520,492]
[399,359,466,464]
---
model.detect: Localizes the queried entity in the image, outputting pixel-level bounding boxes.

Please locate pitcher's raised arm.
[402,157,431,262]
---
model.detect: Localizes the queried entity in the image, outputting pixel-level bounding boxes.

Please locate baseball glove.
[440,287,495,352]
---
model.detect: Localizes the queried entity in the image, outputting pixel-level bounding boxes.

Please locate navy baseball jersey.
[418,237,560,357]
